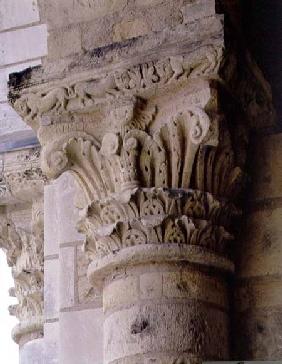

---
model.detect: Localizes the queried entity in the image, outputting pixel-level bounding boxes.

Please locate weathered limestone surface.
[103,265,229,363]
[0,147,45,350]
[9,0,276,363]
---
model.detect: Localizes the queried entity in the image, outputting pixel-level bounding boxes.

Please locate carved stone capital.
[9,40,261,274]
[0,198,44,345]
[8,16,275,361]
[0,147,45,345]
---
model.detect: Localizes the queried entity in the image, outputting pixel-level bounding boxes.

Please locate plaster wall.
[0,0,47,148]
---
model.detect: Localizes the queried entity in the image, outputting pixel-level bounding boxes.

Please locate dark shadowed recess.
[243,0,282,132]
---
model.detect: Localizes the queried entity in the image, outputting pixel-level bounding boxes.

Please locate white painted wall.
[0,0,47,143]
[0,0,40,31]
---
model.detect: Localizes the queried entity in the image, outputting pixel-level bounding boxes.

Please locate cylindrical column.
[89,244,232,363]
[105,260,230,363]
[87,186,235,363]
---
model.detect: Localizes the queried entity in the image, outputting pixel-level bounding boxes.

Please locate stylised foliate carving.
[9,40,260,272]
[9,42,265,268]
[41,105,217,203]
[0,200,44,344]
[8,14,276,363]
[78,188,236,259]
[194,146,244,200]
[0,148,45,343]
[38,95,244,260]
[0,218,22,266]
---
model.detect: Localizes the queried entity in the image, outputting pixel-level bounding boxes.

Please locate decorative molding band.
[9,21,274,131]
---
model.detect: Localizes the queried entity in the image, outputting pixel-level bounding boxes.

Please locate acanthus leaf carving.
[39,98,245,261]
[10,43,259,276]
[77,188,237,259]
[0,200,44,344]
[7,18,277,363]
[42,104,217,204]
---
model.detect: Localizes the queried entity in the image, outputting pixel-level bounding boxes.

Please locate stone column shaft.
[101,262,229,363]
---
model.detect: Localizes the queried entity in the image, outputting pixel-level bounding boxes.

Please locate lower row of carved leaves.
[78,188,239,259]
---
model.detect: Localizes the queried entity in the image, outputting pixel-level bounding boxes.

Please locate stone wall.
[40,0,198,58]
[38,0,218,76]
[234,132,282,360]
